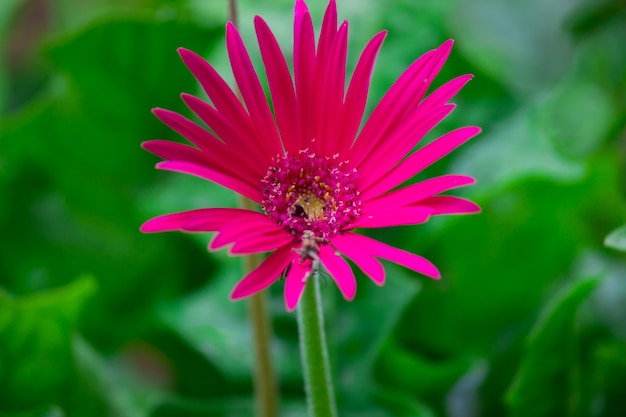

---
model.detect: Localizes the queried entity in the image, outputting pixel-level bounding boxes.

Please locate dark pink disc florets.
[261,150,361,241]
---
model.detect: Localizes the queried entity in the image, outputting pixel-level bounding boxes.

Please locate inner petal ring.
[261,150,361,241]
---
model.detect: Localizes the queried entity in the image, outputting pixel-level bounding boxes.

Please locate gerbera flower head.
[141,0,481,311]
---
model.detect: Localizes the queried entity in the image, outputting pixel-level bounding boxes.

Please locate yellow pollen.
[294,193,326,220]
[314,175,321,182]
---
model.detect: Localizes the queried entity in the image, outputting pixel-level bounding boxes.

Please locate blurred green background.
[1,0,625,416]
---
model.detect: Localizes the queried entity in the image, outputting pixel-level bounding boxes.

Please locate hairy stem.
[297,275,338,417]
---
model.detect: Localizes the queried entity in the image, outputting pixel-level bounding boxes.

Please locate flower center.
[261,150,361,241]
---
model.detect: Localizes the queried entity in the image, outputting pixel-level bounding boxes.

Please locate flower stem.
[297,274,338,417]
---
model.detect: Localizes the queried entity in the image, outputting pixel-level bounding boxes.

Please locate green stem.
[297,274,338,417]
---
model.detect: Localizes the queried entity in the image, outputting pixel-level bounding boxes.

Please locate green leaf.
[149,396,254,417]
[0,405,66,417]
[40,16,220,190]
[375,339,474,404]
[72,336,163,417]
[157,254,301,382]
[539,78,616,159]
[1,15,222,348]
[332,267,422,400]
[604,224,626,251]
[374,388,435,417]
[451,105,585,199]
[506,278,599,417]
[587,341,626,414]
[156,259,265,381]
[451,0,576,95]
[325,266,446,415]
[0,276,96,409]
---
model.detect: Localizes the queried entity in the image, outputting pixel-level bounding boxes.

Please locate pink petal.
[255,16,299,154]
[294,1,315,149]
[142,140,207,165]
[230,230,295,255]
[317,21,348,156]
[419,196,481,215]
[178,48,252,129]
[285,251,311,311]
[152,108,220,151]
[337,31,386,153]
[317,0,338,59]
[343,232,440,279]
[351,206,433,229]
[225,23,283,157]
[350,40,454,168]
[140,208,251,233]
[363,174,476,213]
[319,245,356,301]
[294,0,308,17]
[357,104,455,186]
[156,160,262,203]
[361,126,482,199]
[209,212,291,252]
[330,234,385,285]
[388,39,453,118]
[348,48,437,166]
[151,109,262,185]
[180,94,264,163]
[420,74,474,111]
[180,208,255,231]
[231,244,294,300]
[311,8,341,154]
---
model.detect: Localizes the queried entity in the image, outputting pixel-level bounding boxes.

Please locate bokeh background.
[1,0,625,416]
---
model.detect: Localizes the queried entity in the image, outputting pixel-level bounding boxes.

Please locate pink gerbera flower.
[141,0,480,311]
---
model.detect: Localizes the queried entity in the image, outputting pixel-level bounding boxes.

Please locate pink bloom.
[141,0,481,311]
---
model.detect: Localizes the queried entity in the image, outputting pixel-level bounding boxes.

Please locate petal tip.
[225,21,238,35]
[140,218,169,233]
[295,0,309,15]
[344,289,356,301]
[427,264,442,280]
[285,291,301,312]
[154,160,169,170]
[230,286,248,301]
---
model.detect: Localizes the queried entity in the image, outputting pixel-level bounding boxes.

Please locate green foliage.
[0,276,95,410]
[1,0,625,416]
[605,224,626,252]
[506,278,598,417]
